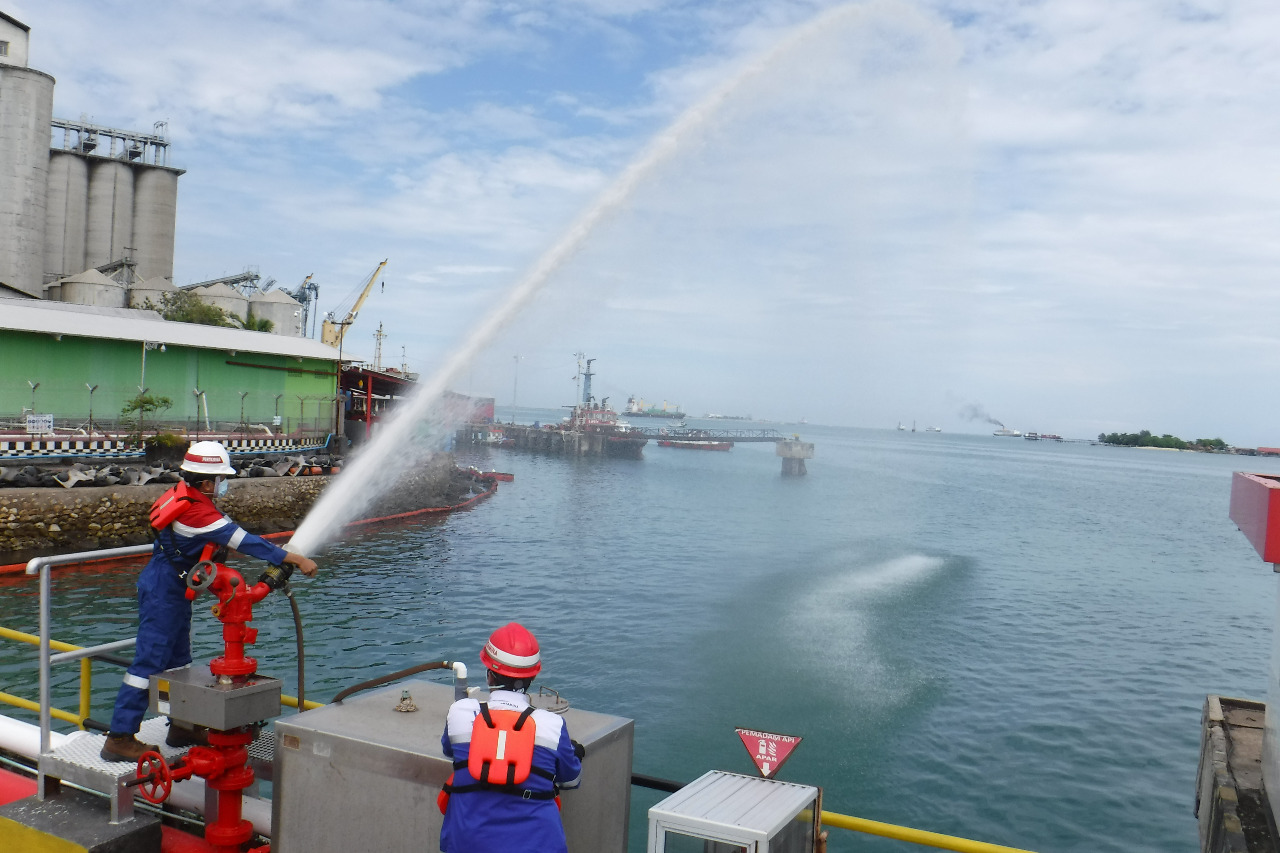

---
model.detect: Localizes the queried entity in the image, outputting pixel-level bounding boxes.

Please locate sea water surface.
[1,419,1276,852]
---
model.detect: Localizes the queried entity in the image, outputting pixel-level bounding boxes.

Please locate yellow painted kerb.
[0,816,88,853]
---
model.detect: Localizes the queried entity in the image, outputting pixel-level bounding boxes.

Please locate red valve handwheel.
[135,750,173,804]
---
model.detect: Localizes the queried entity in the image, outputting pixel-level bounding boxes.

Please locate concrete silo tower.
[0,12,54,297]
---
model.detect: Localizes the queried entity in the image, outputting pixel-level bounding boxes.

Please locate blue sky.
[16,0,1280,443]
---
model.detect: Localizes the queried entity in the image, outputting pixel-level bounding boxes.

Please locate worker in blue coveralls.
[439,622,584,853]
[100,440,317,763]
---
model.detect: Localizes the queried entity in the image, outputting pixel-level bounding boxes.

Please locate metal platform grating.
[40,716,189,824]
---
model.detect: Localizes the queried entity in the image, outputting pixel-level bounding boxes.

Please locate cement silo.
[85,160,134,270]
[0,63,54,296]
[196,282,248,323]
[44,151,89,280]
[58,268,127,308]
[129,275,176,310]
[132,166,179,281]
[248,288,304,336]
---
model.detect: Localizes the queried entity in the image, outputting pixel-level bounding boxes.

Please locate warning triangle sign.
[736,728,802,778]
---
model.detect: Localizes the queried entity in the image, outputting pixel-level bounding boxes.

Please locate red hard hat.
[480,622,542,679]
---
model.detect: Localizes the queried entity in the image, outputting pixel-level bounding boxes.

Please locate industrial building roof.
[0,298,342,361]
[0,11,29,32]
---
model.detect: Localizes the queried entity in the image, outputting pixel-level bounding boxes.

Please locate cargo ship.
[624,396,686,419]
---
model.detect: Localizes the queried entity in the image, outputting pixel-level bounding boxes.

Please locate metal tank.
[272,680,634,853]
[43,151,89,282]
[85,160,134,269]
[131,166,179,281]
[0,64,54,296]
[58,268,127,308]
[129,275,176,311]
[196,282,249,323]
[248,289,304,336]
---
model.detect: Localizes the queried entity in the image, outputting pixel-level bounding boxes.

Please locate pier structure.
[458,423,815,473]
[776,439,815,476]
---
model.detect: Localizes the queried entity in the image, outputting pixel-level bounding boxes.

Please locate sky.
[14,0,1280,444]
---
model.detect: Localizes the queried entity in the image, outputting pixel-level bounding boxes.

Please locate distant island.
[1097,430,1228,451]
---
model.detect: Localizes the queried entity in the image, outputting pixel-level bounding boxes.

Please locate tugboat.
[559,357,647,459]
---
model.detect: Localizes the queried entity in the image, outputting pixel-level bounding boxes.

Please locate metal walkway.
[40,717,187,824]
[629,427,792,443]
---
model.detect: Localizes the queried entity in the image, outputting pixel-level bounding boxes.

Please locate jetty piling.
[777,439,815,475]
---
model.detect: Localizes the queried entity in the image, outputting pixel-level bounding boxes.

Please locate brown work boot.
[100,733,158,763]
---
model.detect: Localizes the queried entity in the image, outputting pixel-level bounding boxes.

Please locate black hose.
[283,583,306,710]
[333,661,452,704]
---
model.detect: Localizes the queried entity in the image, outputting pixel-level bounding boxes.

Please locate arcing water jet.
[288,3,873,555]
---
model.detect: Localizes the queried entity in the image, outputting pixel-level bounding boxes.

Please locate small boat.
[1024,432,1040,441]
[925,426,941,433]
[658,439,733,451]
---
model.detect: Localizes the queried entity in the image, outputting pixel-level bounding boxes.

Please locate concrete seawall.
[0,454,475,566]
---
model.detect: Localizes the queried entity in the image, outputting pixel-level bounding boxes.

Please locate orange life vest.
[438,703,560,813]
[149,481,197,530]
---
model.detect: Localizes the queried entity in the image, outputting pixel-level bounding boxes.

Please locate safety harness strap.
[441,780,558,800]
[451,759,555,781]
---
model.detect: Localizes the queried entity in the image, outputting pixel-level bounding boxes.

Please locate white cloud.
[12,0,1280,442]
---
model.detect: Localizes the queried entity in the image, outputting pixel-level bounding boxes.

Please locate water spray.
[289,3,873,555]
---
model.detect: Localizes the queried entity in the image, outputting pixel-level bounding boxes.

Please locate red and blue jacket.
[152,487,289,586]
[440,689,582,853]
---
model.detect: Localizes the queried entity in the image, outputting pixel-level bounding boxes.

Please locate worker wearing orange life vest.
[100,441,317,763]
[439,623,583,853]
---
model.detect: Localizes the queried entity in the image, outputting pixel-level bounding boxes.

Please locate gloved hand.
[571,740,586,760]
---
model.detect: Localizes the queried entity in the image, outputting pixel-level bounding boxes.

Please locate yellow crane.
[321,259,388,348]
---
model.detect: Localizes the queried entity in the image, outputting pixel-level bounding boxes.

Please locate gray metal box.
[150,667,282,730]
[648,771,819,853]
[272,680,633,853]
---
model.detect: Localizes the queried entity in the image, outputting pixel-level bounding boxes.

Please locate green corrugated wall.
[0,330,336,431]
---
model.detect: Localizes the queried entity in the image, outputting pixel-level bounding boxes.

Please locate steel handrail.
[27,544,154,775]
[0,624,323,724]
[814,810,1038,853]
[0,626,117,726]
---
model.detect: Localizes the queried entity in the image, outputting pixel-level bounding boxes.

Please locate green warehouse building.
[0,297,340,447]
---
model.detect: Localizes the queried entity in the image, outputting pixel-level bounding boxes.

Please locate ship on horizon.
[624,396,686,419]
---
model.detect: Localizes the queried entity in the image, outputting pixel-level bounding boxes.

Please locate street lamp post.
[85,383,98,434]
[239,392,250,436]
[512,354,521,424]
[27,380,39,415]
[140,341,165,391]
[137,386,150,444]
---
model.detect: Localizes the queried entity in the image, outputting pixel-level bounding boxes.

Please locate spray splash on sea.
[288,3,884,556]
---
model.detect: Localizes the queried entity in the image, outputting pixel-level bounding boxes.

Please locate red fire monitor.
[1229,472,1280,564]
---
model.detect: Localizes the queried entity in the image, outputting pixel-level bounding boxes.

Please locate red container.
[1229,471,1280,564]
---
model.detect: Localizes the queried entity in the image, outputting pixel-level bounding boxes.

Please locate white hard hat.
[180,441,236,476]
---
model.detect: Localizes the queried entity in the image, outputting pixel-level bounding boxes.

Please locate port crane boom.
[321,259,388,348]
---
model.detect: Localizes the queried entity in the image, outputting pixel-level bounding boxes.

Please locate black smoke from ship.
[958,403,1004,429]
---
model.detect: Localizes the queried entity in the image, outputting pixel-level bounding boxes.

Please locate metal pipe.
[814,810,1038,853]
[79,660,91,721]
[26,544,153,798]
[0,691,82,727]
[50,637,137,665]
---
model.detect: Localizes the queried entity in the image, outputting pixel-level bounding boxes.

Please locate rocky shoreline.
[0,453,484,566]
